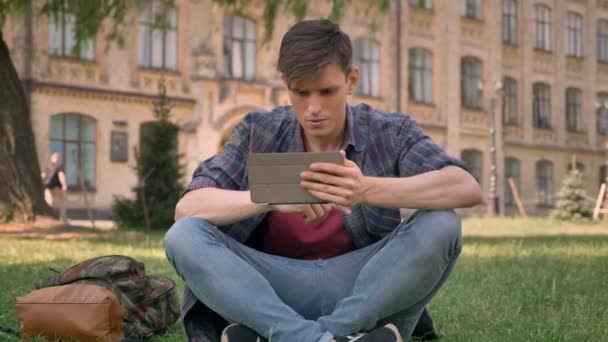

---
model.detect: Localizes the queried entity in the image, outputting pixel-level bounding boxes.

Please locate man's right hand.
[270,203,334,224]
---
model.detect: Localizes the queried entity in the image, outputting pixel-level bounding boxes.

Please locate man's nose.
[307,95,322,114]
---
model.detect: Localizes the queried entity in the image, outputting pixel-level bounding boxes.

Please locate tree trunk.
[0,31,52,221]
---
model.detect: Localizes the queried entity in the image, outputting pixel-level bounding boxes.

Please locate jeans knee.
[164,217,215,259]
[415,210,462,257]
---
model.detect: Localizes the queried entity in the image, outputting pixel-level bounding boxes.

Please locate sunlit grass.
[1,217,607,341]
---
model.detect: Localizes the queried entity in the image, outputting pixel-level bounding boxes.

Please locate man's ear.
[347,67,359,95]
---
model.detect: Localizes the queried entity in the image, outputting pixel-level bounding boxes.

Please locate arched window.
[354,39,380,97]
[461,149,483,184]
[536,160,554,206]
[49,114,96,190]
[504,157,520,206]
[461,56,483,109]
[409,48,433,104]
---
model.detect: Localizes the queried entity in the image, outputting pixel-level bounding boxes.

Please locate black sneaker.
[220,323,267,342]
[334,324,403,342]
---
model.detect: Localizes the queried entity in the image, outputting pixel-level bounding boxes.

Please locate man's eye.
[296,90,309,96]
[321,89,335,96]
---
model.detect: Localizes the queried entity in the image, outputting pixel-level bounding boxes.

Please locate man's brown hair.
[277,19,353,87]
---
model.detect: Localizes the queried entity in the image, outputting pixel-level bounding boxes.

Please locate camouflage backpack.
[35,255,180,338]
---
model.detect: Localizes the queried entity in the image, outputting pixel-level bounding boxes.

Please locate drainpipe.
[395,0,402,112]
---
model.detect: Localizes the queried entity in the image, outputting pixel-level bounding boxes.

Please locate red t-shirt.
[252,208,354,259]
[249,128,354,259]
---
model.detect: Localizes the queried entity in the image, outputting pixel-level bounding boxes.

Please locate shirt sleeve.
[397,118,466,177]
[183,116,251,195]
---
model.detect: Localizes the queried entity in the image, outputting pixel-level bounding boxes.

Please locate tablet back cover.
[247,152,342,204]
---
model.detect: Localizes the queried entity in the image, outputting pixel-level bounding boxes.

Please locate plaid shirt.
[180,103,465,320]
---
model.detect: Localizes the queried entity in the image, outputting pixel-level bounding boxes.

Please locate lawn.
[1,217,608,341]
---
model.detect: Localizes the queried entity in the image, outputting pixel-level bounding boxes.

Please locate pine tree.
[112,79,183,230]
[551,157,593,221]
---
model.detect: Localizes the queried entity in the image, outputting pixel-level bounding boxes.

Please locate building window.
[504,157,520,206]
[598,19,608,63]
[461,149,483,185]
[408,48,433,104]
[597,92,608,135]
[536,160,554,207]
[566,12,583,57]
[534,5,551,51]
[566,87,583,132]
[223,15,256,81]
[503,77,518,125]
[600,165,607,186]
[462,0,483,19]
[502,0,517,44]
[139,1,178,70]
[461,56,483,109]
[48,10,95,60]
[533,82,551,129]
[49,114,96,190]
[354,39,380,97]
[409,0,432,9]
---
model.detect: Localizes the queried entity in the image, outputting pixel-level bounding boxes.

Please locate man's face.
[287,63,358,142]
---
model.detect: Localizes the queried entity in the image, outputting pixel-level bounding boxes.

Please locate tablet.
[247,152,343,204]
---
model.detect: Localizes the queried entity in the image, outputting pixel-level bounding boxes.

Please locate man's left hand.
[300,150,368,213]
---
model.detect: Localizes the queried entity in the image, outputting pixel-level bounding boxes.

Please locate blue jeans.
[165,210,462,342]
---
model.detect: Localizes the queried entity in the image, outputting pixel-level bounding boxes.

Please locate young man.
[165,19,481,342]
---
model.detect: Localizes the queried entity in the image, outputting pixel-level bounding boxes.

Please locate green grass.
[1,217,608,341]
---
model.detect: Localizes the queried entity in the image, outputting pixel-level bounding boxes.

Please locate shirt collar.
[287,104,366,153]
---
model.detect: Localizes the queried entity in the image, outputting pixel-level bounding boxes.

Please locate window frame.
[48,10,96,61]
[223,15,257,81]
[354,38,381,98]
[504,157,520,206]
[461,56,483,110]
[533,82,551,129]
[49,113,97,191]
[535,160,554,207]
[408,48,433,104]
[596,92,608,135]
[462,0,483,20]
[139,1,179,71]
[534,5,552,51]
[566,87,583,132]
[566,12,583,58]
[598,19,608,63]
[502,0,518,44]
[503,77,518,125]
[409,0,433,9]
[461,149,483,185]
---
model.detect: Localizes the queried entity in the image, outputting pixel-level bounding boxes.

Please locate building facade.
[4,0,608,217]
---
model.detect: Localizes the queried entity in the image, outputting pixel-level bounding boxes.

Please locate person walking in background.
[41,152,68,223]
